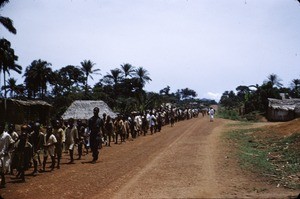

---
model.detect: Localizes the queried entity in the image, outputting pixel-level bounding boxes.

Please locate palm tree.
[120,63,135,79]
[23,59,53,99]
[104,68,122,86]
[134,67,152,90]
[131,67,152,112]
[291,78,300,97]
[99,68,122,102]
[0,38,21,98]
[0,0,17,34]
[264,73,283,88]
[291,79,300,89]
[80,60,100,95]
[1,77,22,97]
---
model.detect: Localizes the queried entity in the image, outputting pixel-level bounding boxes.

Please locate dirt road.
[1,117,299,198]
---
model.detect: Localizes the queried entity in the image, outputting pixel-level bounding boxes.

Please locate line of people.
[0,106,202,189]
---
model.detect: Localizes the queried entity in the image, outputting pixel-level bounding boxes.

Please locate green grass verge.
[225,125,300,189]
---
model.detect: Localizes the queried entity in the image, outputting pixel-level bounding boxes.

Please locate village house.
[61,100,117,121]
[267,98,300,121]
[0,98,52,124]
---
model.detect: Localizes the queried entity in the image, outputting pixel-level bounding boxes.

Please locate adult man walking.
[88,107,103,164]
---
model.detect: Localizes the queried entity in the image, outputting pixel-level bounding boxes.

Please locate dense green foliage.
[1,57,214,118]
[219,73,300,120]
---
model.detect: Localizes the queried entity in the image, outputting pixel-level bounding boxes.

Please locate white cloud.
[205,92,222,102]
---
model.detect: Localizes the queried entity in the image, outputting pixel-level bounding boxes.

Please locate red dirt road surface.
[1,117,299,198]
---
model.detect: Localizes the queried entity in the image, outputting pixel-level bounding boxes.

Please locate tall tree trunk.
[85,76,88,96]
[0,71,2,97]
[3,72,7,123]
[3,71,7,98]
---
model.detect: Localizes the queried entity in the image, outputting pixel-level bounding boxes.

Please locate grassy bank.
[225,122,300,189]
[218,107,265,122]
[217,108,241,120]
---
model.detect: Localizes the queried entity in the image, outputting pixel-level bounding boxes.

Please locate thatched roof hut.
[61,100,117,121]
[0,98,52,124]
[267,98,300,121]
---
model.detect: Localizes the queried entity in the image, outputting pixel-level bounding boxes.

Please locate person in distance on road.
[208,107,215,122]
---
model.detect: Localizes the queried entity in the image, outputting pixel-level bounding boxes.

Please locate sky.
[1,0,300,101]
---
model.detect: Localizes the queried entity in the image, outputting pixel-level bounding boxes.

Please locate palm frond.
[0,0,9,8]
[0,16,17,34]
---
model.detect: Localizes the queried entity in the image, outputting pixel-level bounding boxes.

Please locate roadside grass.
[224,125,300,189]
[218,108,265,122]
[217,109,241,120]
[226,121,254,127]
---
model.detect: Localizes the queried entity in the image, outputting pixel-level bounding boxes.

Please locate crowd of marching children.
[0,106,215,189]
